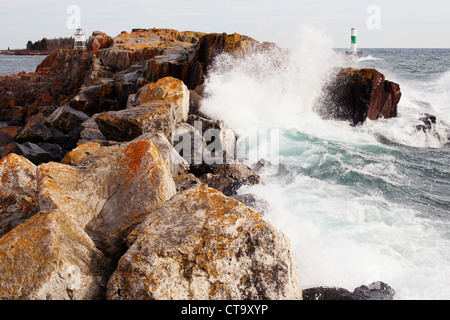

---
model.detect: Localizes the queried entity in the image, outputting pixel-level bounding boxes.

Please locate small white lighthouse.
[346,28,362,58]
[74,26,86,49]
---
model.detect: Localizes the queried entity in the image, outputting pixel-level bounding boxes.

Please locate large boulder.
[95,101,176,142]
[0,209,110,300]
[42,140,177,260]
[316,68,401,125]
[0,154,39,238]
[132,77,190,123]
[107,186,301,300]
[133,132,189,178]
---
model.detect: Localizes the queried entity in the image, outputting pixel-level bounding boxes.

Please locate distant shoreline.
[0,50,49,56]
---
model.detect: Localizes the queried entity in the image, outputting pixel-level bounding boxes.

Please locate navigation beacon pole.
[346,28,362,58]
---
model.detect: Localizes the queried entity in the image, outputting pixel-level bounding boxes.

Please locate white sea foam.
[200,25,450,299]
[357,55,384,62]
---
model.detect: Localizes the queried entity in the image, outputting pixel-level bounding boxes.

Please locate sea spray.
[200,27,450,299]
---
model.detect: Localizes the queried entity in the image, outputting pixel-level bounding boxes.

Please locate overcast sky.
[1,0,450,50]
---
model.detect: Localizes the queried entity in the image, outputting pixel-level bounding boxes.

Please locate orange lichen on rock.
[108,186,301,300]
[134,77,189,123]
[0,209,110,300]
[0,154,39,238]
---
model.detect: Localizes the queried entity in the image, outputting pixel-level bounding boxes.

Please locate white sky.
[1,0,450,50]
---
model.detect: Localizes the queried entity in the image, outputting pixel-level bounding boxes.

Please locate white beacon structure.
[74,27,86,49]
[346,28,362,58]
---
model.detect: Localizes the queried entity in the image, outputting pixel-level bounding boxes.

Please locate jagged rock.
[232,194,269,215]
[15,121,52,143]
[96,76,189,142]
[36,142,65,162]
[199,161,262,196]
[87,31,113,56]
[133,132,189,177]
[47,105,90,135]
[0,126,22,140]
[302,281,395,300]
[0,131,13,147]
[187,115,237,161]
[174,173,202,192]
[0,49,95,124]
[70,81,117,116]
[43,140,177,260]
[133,77,190,123]
[107,186,302,300]
[1,142,52,165]
[0,209,111,300]
[416,113,437,132]
[114,69,143,106]
[316,68,401,125]
[0,154,39,238]
[95,101,176,142]
[78,115,107,144]
[173,122,206,166]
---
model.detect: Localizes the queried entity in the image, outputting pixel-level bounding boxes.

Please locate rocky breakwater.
[0,27,302,299]
[316,68,402,125]
[0,27,397,300]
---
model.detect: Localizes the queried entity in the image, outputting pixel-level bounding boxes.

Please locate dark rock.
[15,122,52,143]
[0,126,23,139]
[48,127,69,145]
[231,193,269,215]
[303,281,396,300]
[252,158,292,177]
[416,113,437,132]
[47,105,90,135]
[115,70,143,106]
[78,115,107,144]
[0,131,13,147]
[70,81,117,116]
[199,161,262,196]
[316,68,401,125]
[1,142,53,165]
[187,115,236,161]
[352,282,396,300]
[37,142,65,162]
[173,122,206,166]
[174,173,202,192]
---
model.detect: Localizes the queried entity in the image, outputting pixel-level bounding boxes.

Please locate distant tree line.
[25,37,75,51]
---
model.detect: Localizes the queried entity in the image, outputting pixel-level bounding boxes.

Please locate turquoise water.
[2,35,450,300]
[201,29,450,299]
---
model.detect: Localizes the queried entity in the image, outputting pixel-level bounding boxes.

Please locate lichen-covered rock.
[107,186,301,300]
[95,101,176,141]
[0,154,38,238]
[47,140,177,260]
[133,132,189,177]
[133,77,190,123]
[0,209,110,300]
